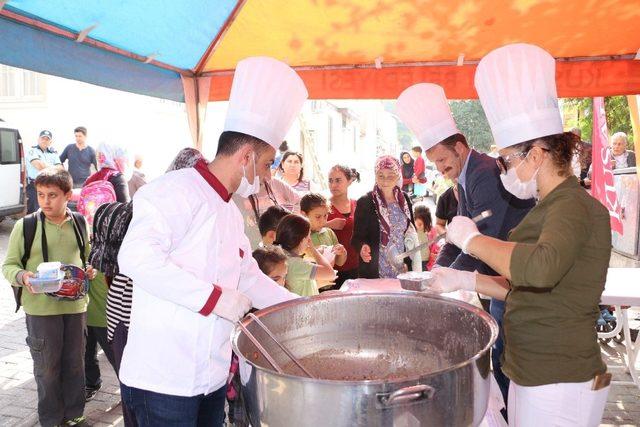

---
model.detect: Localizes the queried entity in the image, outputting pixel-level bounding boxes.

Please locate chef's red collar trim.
[194,159,231,202]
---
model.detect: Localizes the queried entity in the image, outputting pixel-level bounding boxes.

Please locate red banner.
[590,97,623,234]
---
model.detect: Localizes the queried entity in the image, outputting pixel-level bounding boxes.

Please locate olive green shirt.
[2,215,89,316]
[504,177,610,386]
[310,228,339,248]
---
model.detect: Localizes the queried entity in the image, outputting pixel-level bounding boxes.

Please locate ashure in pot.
[232,292,498,427]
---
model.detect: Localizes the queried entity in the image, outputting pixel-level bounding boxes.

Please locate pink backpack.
[78,170,117,227]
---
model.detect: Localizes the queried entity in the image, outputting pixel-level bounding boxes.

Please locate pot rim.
[231,291,499,385]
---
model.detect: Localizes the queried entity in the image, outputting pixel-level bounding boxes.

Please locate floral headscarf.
[166,147,206,172]
[372,155,413,246]
[375,155,402,177]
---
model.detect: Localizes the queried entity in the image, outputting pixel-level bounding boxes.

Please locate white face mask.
[499,155,539,200]
[236,153,260,198]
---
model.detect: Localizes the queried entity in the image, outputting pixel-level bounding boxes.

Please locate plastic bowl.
[397,271,434,291]
[30,271,64,293]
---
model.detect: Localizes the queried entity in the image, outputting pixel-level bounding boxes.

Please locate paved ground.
[0,215,639,426]
[0,218,123,427]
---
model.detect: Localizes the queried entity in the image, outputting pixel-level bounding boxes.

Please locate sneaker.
[85,383,102,401]
[65,416,87,426]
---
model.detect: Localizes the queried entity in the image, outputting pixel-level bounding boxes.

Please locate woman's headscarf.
[372,155,413,246]
[375,155,402,177]
[97,141,131,180]
[399,151,414,179]
[166,147,206,172]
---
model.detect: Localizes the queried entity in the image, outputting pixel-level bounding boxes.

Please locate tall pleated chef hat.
[474,43,563,149]
[223,57,308,150]
[396,83,460,151]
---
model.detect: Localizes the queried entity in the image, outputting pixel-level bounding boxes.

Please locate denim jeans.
[121,383,227,427]
[490,298,509,405]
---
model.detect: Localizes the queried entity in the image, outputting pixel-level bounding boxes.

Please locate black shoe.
[85,383,102,401]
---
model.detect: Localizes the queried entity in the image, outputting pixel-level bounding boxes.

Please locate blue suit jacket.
[436,150,535,275]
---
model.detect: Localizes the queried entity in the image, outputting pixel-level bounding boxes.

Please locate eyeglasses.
[496,147,549,175]
[496,151,527,175]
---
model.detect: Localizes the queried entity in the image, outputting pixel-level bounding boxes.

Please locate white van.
[0,120,26,222]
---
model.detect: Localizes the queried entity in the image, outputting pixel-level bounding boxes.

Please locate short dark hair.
[258,205,290,237]
[277,151,304,182]
[279,141,289,152]
[330,164,361,182]
[274,214,310,252]
[74,126,87,136]
[215,131,271,158]
[411,146,423,154]
[35,167,73,193]
[300,192,328,214]
[428,133,468,154]
[253,246,288,275]
[413,203,433,232]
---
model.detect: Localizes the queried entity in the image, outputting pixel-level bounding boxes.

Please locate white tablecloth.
[600,268,640,388]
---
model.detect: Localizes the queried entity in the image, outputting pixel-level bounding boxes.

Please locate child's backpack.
[89,201,133,278]
[78,170,117,226]
[11,211,87,312]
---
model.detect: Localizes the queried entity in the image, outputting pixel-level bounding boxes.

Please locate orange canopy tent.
[203,0,640,101]
[2,0,640,147]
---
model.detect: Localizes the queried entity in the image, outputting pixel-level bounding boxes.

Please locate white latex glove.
[429,267,476,293]
[446,216,481,254]
[213,286,252,323]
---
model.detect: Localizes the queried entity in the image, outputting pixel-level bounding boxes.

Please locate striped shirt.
[106,273,133,341]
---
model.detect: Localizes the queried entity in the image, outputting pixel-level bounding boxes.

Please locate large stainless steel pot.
[231,292,498,427]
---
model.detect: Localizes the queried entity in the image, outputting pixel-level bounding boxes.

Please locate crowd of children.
[252,189,440,298]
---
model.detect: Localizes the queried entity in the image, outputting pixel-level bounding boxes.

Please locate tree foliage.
[449,100,493,153]
[562,96,634,149]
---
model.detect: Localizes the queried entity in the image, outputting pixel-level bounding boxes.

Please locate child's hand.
[332,244,347,257]
[360,244,372,263]
[85,265,97,280]
[326,217,346,230]
[22,272,36,294]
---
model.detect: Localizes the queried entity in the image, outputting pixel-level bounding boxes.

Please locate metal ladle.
[237,313,316,379]
[386,210,493,271]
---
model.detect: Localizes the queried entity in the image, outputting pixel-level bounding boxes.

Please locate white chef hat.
[474,43,563,149]
[223,57,309,150]
[396,83,460,151]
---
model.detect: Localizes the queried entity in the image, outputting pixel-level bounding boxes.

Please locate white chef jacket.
[117,164,296,397]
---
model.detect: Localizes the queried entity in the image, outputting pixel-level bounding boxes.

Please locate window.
[0,129,19,164]
[0,65,45,100]
[311,100,323,113]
